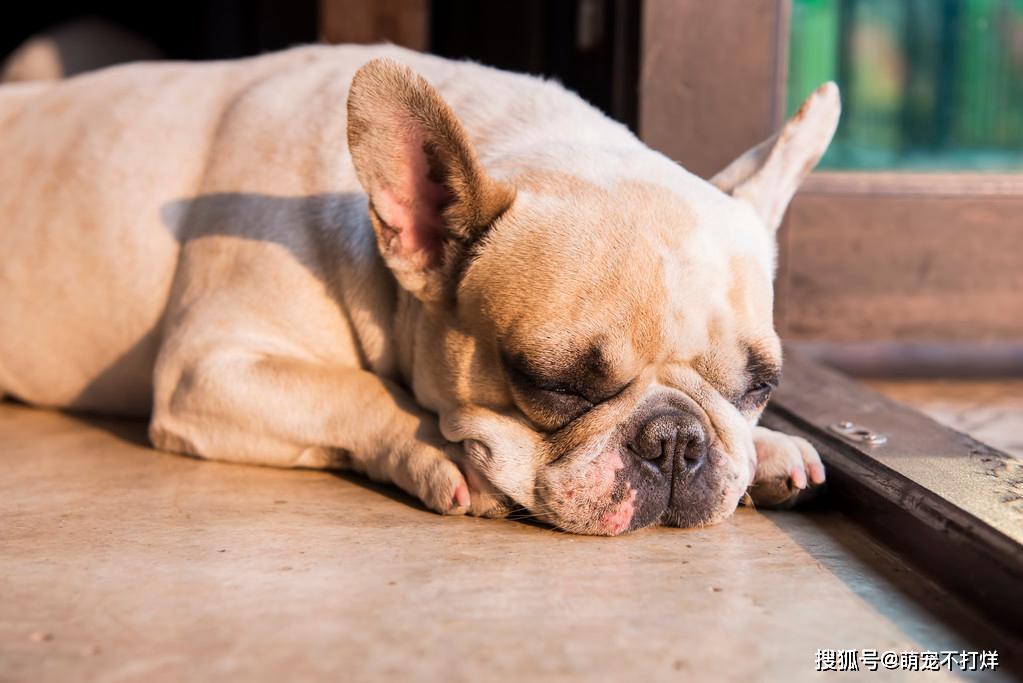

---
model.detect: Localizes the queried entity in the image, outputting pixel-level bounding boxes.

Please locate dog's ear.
[347,58,515,303]
[711,82,840,233]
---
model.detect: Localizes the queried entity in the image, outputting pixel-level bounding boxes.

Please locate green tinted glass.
[788,0,1023,170]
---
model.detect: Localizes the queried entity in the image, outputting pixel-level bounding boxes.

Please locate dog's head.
[348,59,839,534]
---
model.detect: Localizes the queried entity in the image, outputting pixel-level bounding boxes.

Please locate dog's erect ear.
[347,58,515,303]
[711,82,840,233]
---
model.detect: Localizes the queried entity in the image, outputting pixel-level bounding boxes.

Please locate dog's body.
[0,45,440,415]
[0,44,838,534]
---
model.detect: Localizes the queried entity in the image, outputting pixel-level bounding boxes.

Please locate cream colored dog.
[0,45,839,534]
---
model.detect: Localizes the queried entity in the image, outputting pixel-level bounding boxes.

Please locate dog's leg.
[747,426,826,508]
[150,352,470,514]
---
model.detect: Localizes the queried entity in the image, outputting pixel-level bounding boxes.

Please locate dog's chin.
[520,445,747,536]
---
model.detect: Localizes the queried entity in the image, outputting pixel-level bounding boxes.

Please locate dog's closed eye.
[501,348,636,432]
[733,348,781,411]
[531,386,595,426]
[737,381,775,411]
[502,354,590,426]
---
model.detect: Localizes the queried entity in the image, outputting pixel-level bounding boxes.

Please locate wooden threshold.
[762,351,1023,636]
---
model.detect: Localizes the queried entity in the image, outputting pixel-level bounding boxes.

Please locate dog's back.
[0,55,242,412]
[0,44,631,415]
[0,47,363,412]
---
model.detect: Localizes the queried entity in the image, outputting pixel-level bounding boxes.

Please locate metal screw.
[829,420,888,447]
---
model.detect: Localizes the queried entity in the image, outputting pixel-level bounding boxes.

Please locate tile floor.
[2,402,1019,682]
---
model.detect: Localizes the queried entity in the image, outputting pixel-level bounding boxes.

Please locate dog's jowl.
[0,45,839,534]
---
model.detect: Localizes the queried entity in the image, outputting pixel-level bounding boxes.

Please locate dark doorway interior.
[0,0,318,65]
[430,0,640,131]
[2,1,640,132]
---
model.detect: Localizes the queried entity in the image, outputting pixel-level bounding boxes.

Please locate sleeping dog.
[0,45,838,534]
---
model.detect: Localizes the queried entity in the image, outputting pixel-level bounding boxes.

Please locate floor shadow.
[327,470,559,531]
[72,411,153,449]
[328,470,428,512]
[1,397,154,450]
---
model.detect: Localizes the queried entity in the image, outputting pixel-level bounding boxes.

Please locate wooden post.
[320,0,430,51]
[639,0,790,180]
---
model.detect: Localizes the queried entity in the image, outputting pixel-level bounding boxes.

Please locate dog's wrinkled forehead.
[460,172,776,369]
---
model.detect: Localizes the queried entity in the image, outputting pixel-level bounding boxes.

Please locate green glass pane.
[788,0,1023,171]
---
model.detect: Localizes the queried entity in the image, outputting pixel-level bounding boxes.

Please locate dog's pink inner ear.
[373,132,453,266]
[348,59,516,302]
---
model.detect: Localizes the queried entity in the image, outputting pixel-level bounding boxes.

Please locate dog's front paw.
[393,443,471,516]
[748,427,826,508]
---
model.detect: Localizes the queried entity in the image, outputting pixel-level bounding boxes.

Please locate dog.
[0,44,838,535]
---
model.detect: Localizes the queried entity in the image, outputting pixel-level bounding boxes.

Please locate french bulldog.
[0,44,838,535]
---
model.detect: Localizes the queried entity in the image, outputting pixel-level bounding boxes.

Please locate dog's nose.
[629,410,707,470]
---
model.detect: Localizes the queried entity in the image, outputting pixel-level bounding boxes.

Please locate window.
[789,0,1023,171]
